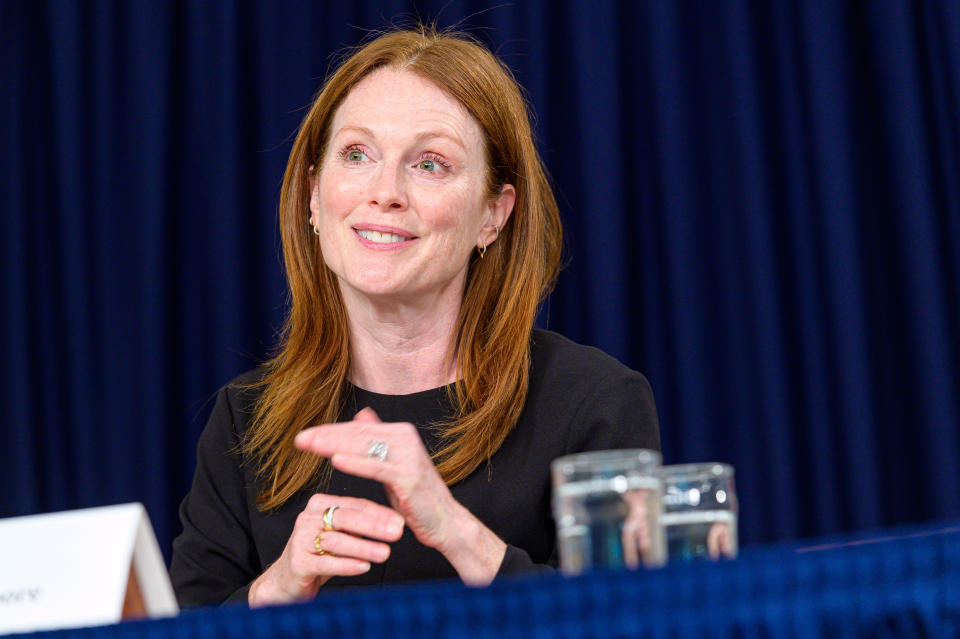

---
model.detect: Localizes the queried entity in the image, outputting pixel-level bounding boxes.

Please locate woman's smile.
[353,224,418,250]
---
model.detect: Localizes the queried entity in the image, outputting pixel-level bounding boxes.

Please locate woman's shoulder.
[527,328,655,411]
[527,329,660,452]
[224,367,269,392]
[209,367,269,434]
[529,329,641,383]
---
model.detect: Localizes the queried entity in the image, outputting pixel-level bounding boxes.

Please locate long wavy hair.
[243,26,563,510]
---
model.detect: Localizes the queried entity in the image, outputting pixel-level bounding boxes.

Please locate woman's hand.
[621,489,655,569]
[247,493,404,607]
[294,408,507,585]
[706,521,734,560]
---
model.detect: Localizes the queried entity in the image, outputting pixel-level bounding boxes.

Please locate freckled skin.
[181,28,649,610]
[242,69,517,607]
[310,68,503,309]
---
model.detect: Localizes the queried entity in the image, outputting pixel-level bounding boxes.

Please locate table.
[14,522,960,638]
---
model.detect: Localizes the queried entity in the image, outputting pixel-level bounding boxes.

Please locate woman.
[170,26,660,608]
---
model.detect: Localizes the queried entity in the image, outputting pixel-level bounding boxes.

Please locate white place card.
[0,503,178,635]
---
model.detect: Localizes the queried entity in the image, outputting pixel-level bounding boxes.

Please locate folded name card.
[0,503,178,635]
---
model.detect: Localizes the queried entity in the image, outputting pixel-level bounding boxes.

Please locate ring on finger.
[367,439,389,461]
[322,505,339,532]
[313,533,328,556]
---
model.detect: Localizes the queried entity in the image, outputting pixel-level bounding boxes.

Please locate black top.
[170,329,660,607]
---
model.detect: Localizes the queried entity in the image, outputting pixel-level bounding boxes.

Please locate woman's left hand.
[294,408,506,585]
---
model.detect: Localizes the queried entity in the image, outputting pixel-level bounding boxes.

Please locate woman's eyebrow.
[331,124,376,139]
[332,124,467,151]
[413,130,467,151]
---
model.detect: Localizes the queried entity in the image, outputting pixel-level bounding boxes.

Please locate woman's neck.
[341,283,463,396]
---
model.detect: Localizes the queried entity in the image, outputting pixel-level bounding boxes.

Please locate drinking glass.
[660,463,738,562]
[551,449,665,575]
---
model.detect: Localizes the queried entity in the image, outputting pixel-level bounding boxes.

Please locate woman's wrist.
[248,572,270,607]
[248,570,286,608]
[248,566,322,608]
[437,501,507,586]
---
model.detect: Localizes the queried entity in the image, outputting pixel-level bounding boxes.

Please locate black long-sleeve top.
[170,329,660,607]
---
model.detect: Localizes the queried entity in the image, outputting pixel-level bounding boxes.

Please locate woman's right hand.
[248,493,405,607]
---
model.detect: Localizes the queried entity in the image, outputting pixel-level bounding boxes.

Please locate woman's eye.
[346,150,367,162]
[416,156,449,173]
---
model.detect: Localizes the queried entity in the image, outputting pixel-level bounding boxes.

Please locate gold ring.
[313,533,327,555]
[322,505,339,532]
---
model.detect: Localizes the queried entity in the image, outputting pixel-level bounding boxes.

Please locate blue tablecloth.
[15,522,960,638]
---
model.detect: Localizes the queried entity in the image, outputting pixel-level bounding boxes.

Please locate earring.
[477,224,500,259]
[308,216,319,236]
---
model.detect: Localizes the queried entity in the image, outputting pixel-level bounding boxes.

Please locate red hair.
[243,26,562,509]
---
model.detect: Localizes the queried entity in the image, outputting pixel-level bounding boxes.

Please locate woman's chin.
[340,277,413,302]
[335,265,467,308]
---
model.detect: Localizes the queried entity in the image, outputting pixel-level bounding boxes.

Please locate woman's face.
[311,68,514,306]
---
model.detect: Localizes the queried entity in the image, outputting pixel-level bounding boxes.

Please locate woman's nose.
[369,163,407,211]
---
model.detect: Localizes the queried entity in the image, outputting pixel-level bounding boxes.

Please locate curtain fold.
[3,0,958,559]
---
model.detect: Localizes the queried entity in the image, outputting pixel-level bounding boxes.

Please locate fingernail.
[389,519,403,536]
[359,561,371,572]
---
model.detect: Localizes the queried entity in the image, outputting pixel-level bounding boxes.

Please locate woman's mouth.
[355,229,411,244]
[352,226,418,250]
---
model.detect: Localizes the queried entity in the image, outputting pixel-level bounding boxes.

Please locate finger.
[303,495,404,541]
[325,498,405,541]
[354,407,381,422]
[637,521,651,556]
[314,531,392,564]
[305,493,400,519]
[304,553,371,577]
[294,422,394,457]
[621,525,639,569]
[715,525,730,559]
[707,523,728,560]
[329,451,399,486]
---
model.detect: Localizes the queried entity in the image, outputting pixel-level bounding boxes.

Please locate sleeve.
[564,368,661,455]
[169,386,260,607]
[495,366,661,577]
[496,545,557,576]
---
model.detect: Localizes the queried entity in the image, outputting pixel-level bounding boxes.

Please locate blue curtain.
[2,0,958,560]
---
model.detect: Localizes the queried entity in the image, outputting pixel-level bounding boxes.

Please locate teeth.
[357,229,409,243]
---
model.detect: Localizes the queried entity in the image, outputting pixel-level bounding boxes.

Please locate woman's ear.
[308,165,319,220]
[492,183,516,229]
[478,184,516,248]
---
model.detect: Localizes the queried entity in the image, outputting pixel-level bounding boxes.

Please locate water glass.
[551,449,665,575]
[661,463,738,562]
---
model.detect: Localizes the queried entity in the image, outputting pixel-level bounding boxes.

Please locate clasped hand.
[248,408,501,607]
